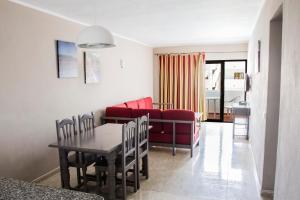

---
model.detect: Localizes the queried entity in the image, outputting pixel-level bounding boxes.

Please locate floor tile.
[38,122,270,200]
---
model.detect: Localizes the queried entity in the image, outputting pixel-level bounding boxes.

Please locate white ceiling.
[11,0,264,47]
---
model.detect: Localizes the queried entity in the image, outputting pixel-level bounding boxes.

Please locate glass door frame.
[205,59,247,122]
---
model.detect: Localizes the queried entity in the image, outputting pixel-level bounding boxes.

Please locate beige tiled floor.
[39,123,272,200]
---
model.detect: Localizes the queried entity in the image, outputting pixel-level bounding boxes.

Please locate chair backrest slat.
[56,116,77,141]
[78,112,95,134]
[122,121,137,159]
[137,114,149,149]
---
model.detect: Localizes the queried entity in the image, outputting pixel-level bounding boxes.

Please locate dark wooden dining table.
[49,123,124,200]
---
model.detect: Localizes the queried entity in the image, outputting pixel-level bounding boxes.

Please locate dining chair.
[78,112,102,191]
[95,120,138,199]
[78,113,107,190]
[56,116,95,191]
[136,114,149,189]
[117,120,138,199]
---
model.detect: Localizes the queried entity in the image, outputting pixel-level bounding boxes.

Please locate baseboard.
[31,167,60,183]
[261,190,274,198]
[249,145,262,194]
[249,144,275,199]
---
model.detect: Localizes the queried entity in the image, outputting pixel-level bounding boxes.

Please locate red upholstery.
[150,127,199,145]
[136,98,146,109]
[112,103,127,108]
[176,126,200,144]
[143,97,153,109]
[125,100,139,109]
[105,107,132,123]
[105,97,199,147]
[131,109,162,133]
[162,110,195,135]
[149,132,172,143]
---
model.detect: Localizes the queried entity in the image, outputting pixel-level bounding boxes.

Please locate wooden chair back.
[56,116,77,141]
[78,112,95,134]
[137,114,149,151]
[122,121,137,163]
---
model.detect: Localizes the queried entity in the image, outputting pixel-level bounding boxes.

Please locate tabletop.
[49,123,124,154]
[232,103,250,115]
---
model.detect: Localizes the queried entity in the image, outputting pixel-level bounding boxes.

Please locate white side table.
[232,103,250,139]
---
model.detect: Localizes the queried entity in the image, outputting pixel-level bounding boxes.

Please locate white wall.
[0,0,153,181]
[248,0,300,198]
[153,44,248,102]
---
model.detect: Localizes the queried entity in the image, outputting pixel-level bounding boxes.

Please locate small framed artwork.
[234,72,245,79]
[84,52,101,84]
[56,40,79,78]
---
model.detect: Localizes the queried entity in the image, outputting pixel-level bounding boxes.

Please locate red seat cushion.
[112,103,127,108]
[131,109,162,133]
[105,107,132,123]
[143,97,153,109]
[125,100,139,109]
[162,110,195,135]
[137,98,146,109]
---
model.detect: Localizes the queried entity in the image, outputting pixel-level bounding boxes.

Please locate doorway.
[205,60,247,122]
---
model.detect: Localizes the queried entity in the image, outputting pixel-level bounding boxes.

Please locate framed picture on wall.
[56,40,79,78]
[84,52,101,84]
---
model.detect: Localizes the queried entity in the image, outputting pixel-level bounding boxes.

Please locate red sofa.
[102,97,201,157]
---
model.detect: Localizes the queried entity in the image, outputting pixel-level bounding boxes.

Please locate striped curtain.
[159,53,207,120]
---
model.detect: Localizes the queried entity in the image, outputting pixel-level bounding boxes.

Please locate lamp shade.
[77,25,115,49]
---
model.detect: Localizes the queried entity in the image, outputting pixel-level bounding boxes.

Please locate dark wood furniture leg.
[58,148,70,189]
[82,165,88,192]
[75,152,81,186]
[107,152,117,200]
[142,155,149,178]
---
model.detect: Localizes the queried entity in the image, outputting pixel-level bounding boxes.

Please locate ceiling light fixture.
[77,25,115,49]
[77,0,115,49]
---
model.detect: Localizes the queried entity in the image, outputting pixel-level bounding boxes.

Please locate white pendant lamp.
[77,25,115,49]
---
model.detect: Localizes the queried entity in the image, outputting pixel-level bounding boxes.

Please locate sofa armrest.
[153,102,174,109]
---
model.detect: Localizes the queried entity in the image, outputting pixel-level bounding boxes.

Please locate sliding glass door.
[224,61,247,122]
[205,62,223,121]
[205,60,247,122]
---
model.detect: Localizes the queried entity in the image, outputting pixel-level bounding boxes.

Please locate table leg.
[247,116,250,140]
[58,148,70,189]
[207,100,210,118]
[214,99,216,119]
[107,152,117,200]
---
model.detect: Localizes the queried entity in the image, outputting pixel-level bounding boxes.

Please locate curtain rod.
[154,51,247,55]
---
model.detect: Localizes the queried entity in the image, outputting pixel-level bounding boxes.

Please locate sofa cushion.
[125,100,139,109]
[112,103,127,108]
[162,110,195,135]
[136,98,146,109]
[143,97,153,109]
[105,107,132,123]
[131,109,162,133]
